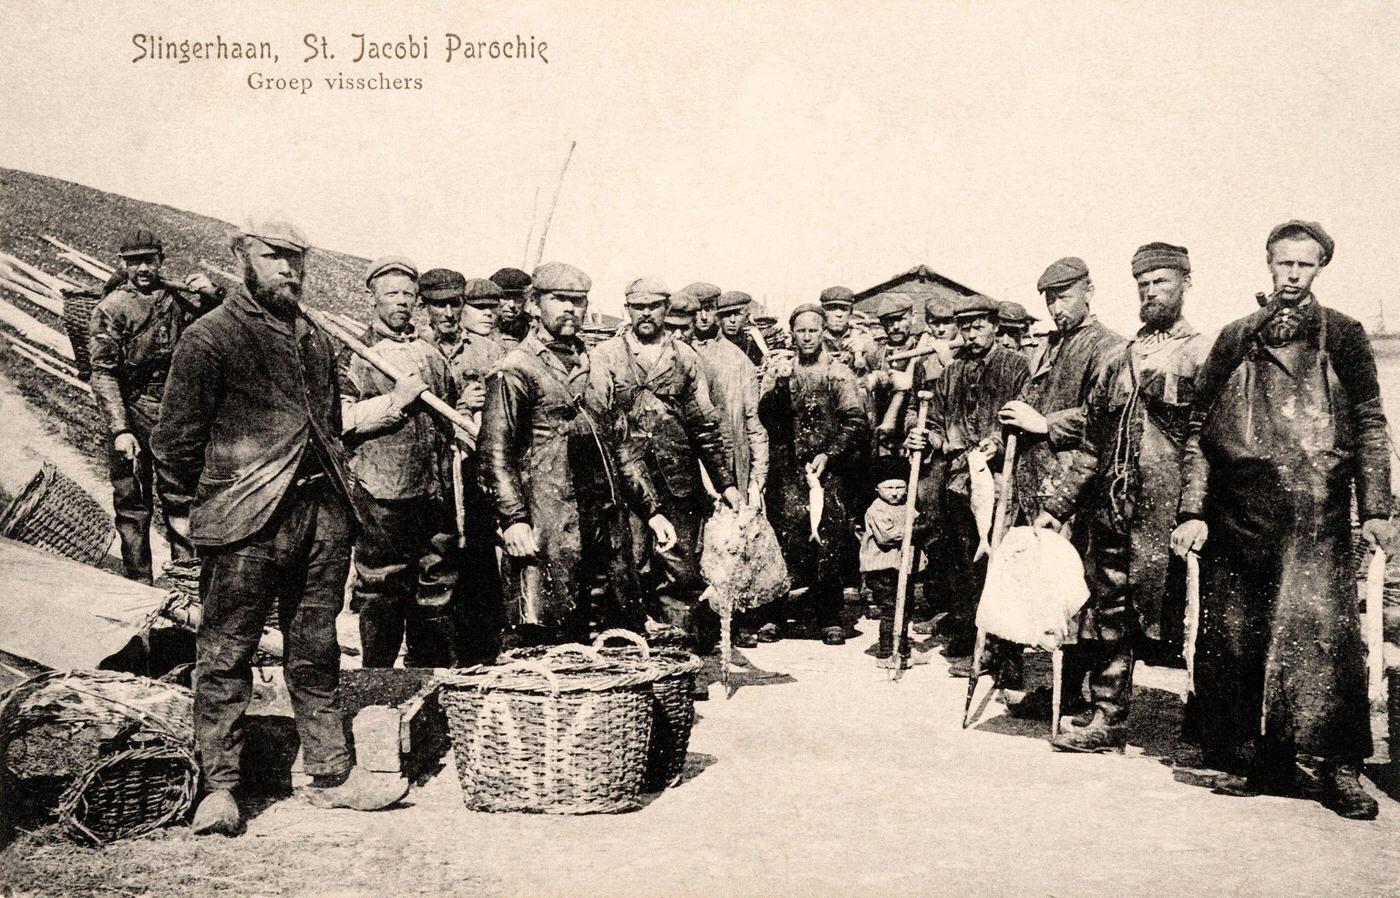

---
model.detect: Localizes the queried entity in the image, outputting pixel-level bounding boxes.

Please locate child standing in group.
[862,456,912,659]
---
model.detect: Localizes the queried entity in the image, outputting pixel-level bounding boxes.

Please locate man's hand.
[183,273,217,295]
[746,479,764,508]
[806,453,829,478]
[649,514,677,553]
[1170,519,1208,558]
[502,522,539,557]
[114,432,140,462]
[456,380,487,414]
[904,427,942,454]
[1033,510,1061,530]
[998,400,1048,434]
[722,486,743,510]
[770,350,795,379]
[390,370,429,412]
[888,368,914,392]
[975,436,999,458]
[1362,518,1397,556]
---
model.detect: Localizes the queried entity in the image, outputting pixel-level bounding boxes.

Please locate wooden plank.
[0,272,64,316]
[0,295,75,358]
[42,235,114,276]
[0,253,79,295]
[8,342,91,395]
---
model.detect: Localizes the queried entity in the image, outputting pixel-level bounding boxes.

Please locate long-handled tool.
[878,390,934,677]
[452,445,467,549]
[963,431,1018,728]
[1184,551,1201,701]
[1366,547,1387,706]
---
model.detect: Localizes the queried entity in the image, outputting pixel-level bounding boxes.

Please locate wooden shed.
[853,265,983,333]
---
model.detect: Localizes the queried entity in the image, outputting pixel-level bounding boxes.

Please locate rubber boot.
[306,767,410,811]
[191,789,243,836]
[1321,763,1378,820]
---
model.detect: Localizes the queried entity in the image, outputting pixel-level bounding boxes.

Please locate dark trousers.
[108,415,195,583]
[867,568,904,652]
[636,492,718,652]
[194,480,352,790]
[1080,525,1138,725]
[936,488,986,656]
[352,495,459,668]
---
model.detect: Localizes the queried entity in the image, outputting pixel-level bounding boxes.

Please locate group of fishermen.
[84,215,1391,833]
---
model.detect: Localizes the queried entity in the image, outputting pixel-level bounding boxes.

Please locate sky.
[3,0,1399,335]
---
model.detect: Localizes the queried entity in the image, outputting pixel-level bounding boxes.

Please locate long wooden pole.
[532,140,576,268]
[522,186,541,269]
[1366,547,1387,705]
[963,432,1018,728]
[879,390,934,675]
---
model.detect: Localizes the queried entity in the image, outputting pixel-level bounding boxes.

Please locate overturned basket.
[438,657,657,814]
[0,461,114,566]
[0,669,197,843]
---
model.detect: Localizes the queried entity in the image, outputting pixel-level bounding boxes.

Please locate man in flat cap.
[154,219,409,835]
[1168,222,1394,818]
[995,300,1035,356]
[1035,242,1211,749]
[590,278,740,656]
[758,303,868,645]
[340,256,459,669]
[419,270,508,663]
[715,290,769,366]
[905,294,1030,670]
[489,267,533,349]
[89,225,222,582]
[819,286,878,376]
[866,295,921,455]
[480,263,677,647]
[664,289,700,340]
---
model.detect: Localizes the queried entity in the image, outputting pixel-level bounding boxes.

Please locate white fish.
[967,447,994,560]
[805,468,824,544]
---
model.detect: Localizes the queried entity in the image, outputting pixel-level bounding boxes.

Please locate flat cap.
[463,277,504,306]
[789,302,826,326]
[490,267,532,294]
[716,290,752,312]
[665,294,699,324]
[996,300,1035,327]
[1131,242,1191,277]
[531,261,591,295]
[625,277,671,304]
[676,282,721,306]
[877,295,913,319]
[1267,220,1334,266]
[236,217,309,255]
[419,268,466,302]
[1037,257,1089,293]
[953,293,998,319]
[365,255,418,287]
[753,315,778,328]
[118,226,163,257]
[819,286,856,308]
[924,295,956,320]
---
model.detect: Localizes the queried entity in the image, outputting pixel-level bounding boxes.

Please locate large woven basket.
[0,669,197,843]
[61,289,100,382]
[0,461,114,566]
[505,635,702,791]
[438,659,655,814]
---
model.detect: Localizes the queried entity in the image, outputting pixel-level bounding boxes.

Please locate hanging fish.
[805,467,824,544]
[967,447,995,560]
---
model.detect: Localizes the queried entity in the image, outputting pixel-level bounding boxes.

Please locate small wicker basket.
[0,461,114,566]
[61,289,100,382]
[438,657,656,814]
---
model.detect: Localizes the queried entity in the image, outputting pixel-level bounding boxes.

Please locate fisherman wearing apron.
[1173,221,1395,819]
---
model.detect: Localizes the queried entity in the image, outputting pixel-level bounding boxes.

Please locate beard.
[1138,300,1181,330]
[246,273,302,319]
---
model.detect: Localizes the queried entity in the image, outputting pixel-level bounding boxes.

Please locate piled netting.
[0,461,113,566]
[0,669,196,843]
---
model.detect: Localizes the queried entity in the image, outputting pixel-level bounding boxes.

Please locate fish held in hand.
[805,468,824,544]
[967,447,994,560]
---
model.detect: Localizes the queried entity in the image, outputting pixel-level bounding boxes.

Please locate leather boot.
[305,767,410,811]
[191,789,243,836]
[1050,711,1126,754]
[1321,763,1379,820]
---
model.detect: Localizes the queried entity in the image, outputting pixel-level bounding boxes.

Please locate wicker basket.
[591,630,703,790]
[61,289,100,382]
[0,670,197,843]
[0,461,114,566]
[438,659,656,814]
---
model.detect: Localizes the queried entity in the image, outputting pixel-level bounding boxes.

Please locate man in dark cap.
[489,267,533,348]
[339,256,459,669]
[819,286,877,375]
[664,289,700,340]
[1169,222,1394,819]
[480,263,677,648]
[995,300,1036,355]
[89,225,222,582]
[759,303,868,644]
[905,294,1030,671]
[154,219,409,836]
[866,295,919,454]
[716,290,769,365]
[1034,242,1211,748]
[991,258,1123,703]
[689,286,768,507]
[419,270,508,663]
[590,277,740,655]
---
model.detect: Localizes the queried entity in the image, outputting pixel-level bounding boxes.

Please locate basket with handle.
[590,629,702,790]
[436,655,656,814]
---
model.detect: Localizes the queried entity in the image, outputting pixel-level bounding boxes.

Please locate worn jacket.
[589,332,735,501]
[428,329,506,393]
[920,343,1031,476]
[152,289,357,547]
[692,335,769,493]
[340,321,455,501]
[1014,315,1124,519]
[89,284,200,436]
[822,326,878,375]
